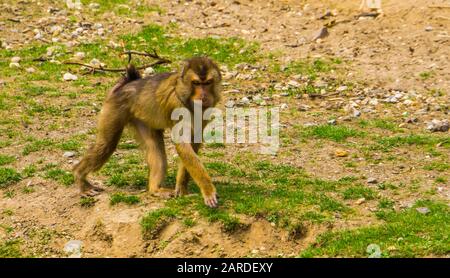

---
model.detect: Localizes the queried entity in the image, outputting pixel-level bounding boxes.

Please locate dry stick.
[63,49,171,73]
[121,50,171,64]
[62,60,170,73]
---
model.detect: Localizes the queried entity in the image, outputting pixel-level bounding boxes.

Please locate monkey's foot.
[203,192,218,208]
[80,185,104,197]
[174,187,189,197]
[150,188,174,199]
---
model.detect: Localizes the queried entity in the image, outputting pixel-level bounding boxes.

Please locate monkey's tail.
[111,64,142,93]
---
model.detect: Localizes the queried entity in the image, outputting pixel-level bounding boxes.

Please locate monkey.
[73,56,222,208]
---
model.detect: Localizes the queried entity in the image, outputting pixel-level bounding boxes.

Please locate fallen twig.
[121,49,171,63]
[61,48,171,73]
[62,60,169,73]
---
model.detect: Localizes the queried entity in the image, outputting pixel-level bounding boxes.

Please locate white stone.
[144,67,155,75]
[10,56,21,63]
[63,72,78,81]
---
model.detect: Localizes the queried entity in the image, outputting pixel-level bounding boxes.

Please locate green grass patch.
[22,139,53,155]
[0,240,22,258]
[342,185,376,200]
[300,200,450,257]
[120,24,260,67]
[302,124,364,142]
[44,168,74,186]
[374,134,449,151]
[0,167,21,188]
[141,208,178,239]
[424,161,449,172]
[0,155,15,166]
[110,192,140,205]
[80,197,97,208]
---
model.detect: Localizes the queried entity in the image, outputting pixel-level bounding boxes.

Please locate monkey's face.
[181,57,222,109]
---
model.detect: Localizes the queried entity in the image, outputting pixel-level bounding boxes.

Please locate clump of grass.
[58,139,82,151]
[141,208,178,239]
[423,162,449,172]
[300,200,450,257]
[44,168,74,186]
[110,192,140,205]
[419,71,433,80]
[22,139,53,155]
[0,155,15,166]
[80,197,97,208]
[0,240,22,258]
[0,167,21,188]
[183,218,196,227]
[342,185,376,200]
[101,155,147,188]
[282,58,341,80]
[303,124,364,142]
[374,134,449,151]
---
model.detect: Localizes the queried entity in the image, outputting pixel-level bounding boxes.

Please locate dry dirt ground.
[0,0,449,257]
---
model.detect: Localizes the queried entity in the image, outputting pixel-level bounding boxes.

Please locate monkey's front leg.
[175,143,218,208]
[175,143,201,197]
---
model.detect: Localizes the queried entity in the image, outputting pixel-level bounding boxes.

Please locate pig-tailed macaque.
[73,57,222,207]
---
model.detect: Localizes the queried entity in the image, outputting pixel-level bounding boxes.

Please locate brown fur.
[73,56,222,207]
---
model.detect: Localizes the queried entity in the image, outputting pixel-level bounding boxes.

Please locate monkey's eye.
[192,80,201,85]
[204,79,213,85]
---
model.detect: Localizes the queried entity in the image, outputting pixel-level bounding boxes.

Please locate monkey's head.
[178,56,222,109]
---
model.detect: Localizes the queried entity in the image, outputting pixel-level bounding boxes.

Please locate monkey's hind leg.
[73,103,126,197]
[133,121,172,198]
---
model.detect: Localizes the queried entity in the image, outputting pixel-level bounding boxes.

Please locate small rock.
[366,243,381,258]
[89,3,100,10]
[239,96,250,105]
[335,149,348,157]
[355,198,366,205]
[225,100,235,108]
[405,117,418,124]
[97,28,105,36]
[63,151,76,158]
[336,85,348,92]
[426,119,449,132]
[63,72,78,81]
[74,52,85,60]
[25,67,36,73]
[64,240,83,258]
[280,103,288,110]
[144,67,155,76]
[416,207,430,214]
[312,27,329,41]
[352,109,361,118]
[298,104,310,111]
[10,56,21,63]
[89,58,104,67]
[424,26,433,32]
[327,119,337,125]
[287,80,301,88]
[93,23,103,30]
[367,177,378,184]
[9,62,20,68]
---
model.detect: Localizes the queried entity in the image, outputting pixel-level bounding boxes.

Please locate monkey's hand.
[203,191,218,208]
